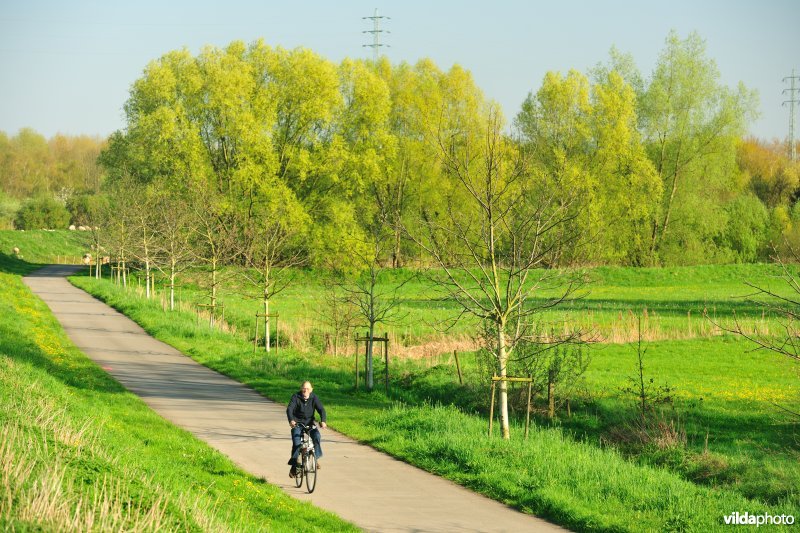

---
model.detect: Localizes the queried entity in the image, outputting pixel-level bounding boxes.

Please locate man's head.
[300,381,313,399]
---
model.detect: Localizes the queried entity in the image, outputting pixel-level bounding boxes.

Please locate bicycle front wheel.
[304,453,317,493]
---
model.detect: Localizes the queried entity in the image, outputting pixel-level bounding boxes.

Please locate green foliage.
[65,193,108,227]
[0,190,19,230]
[639,31,758,265]
[516,69,661,265]
[717,193,769,262]
[13,196,71,230]
[97,31,776,271]
[0,128,105,198]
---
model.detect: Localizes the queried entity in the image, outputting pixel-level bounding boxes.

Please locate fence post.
[453,350,463,385]
[525,377,533,440]
[253,314,259,353]
[355,333,359,391]
[488,378,497,437]
[384,332,389,396]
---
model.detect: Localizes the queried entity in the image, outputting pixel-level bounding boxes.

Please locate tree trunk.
[264,297,271,353]
[145,259,151,299]
[210,260,217,328]
[169,263,176,311]
[497,325,510,439]
[367,323,375,391]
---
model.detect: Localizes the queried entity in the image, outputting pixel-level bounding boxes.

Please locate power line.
[362,8,390,63]
[783,69,799,162]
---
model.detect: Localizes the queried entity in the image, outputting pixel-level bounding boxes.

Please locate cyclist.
[287,380,327,478]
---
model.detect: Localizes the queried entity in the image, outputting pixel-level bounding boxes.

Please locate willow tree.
[413,66,584,439]
[515,69,660,266]
[640,31,757,263]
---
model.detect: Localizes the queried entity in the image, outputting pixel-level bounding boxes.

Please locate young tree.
[240,186,309,352]
[150,187,195,310]
[190,192,242,328]
[414,79,585,438]
[334,228,407,391]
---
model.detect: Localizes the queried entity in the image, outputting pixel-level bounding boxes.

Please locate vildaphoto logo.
[723,512,795,526]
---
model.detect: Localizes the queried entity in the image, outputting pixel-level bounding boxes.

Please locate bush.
[0,190,20,230]
[716,194,769,262]
[66,193,107,227]
[14,196,70,230]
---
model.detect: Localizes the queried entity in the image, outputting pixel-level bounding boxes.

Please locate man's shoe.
[289,466,297,478]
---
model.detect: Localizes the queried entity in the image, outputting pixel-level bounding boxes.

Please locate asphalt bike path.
[24,265,566,533]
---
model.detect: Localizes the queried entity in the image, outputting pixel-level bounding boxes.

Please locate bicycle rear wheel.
[294,457,303,488]
[304,453,317,493]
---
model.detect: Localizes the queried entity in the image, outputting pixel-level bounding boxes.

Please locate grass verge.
[0,266,357,532]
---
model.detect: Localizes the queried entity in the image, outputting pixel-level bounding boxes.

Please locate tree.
[190,191,242,328]
[640,31,757,263]
[413,68,585,438]
[334,228,407,391]
[240,184,309,352]
[0,129,50,197]
[738,138,800,208]
[151,187,194,311]
[516,69,660,265]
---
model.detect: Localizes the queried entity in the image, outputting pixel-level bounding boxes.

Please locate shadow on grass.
[0,252,37,276]
[0,324,129,395]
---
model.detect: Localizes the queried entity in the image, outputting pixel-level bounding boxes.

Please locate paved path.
[24,265,566,533]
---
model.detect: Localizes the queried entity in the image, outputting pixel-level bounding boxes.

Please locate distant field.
[0,229,91,263]
[120,262,800,355]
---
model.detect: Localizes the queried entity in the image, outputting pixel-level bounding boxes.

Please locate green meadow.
[68,260,800,531]
[2,229,799,531]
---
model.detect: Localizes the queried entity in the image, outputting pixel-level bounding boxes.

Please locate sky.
[1,0,798,141]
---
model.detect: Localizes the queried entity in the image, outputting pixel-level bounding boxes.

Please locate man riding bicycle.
[287,380,327,478]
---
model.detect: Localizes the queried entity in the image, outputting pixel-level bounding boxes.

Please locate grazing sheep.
[82,253,92,265]
[13,247,20,256]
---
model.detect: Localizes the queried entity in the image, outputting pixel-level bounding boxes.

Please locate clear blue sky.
[1,0,798,141]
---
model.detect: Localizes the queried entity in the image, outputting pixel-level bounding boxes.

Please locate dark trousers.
[288,426,322,465]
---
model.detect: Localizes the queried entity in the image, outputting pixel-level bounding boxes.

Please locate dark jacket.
[286,392,326,426]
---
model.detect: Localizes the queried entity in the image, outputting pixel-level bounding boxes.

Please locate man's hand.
[320,421,327,429]
[290,420,297,428]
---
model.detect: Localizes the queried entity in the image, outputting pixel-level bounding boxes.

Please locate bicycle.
[292,422,318,493]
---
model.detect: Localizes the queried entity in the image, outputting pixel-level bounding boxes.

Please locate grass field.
[69,268,800,531]
[98,261,800,365]
[0,254,357,531]
[3,229,799,530]
[0,229,91,264]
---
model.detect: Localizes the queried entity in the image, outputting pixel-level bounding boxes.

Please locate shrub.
[0,190,20,230]
[13,196,70,230]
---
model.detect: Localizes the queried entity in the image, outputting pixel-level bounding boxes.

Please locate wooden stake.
[489,379,497,437]
[525,378,533,440]
[384,332,389,396]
